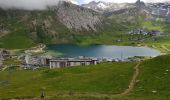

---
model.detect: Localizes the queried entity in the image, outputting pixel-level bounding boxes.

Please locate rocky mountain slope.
[55,1,103,31]
[0,1,104,48]
[0,0,170,49]
[82,1,135,13]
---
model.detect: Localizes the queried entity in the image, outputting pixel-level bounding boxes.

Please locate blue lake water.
[46,44,162,59]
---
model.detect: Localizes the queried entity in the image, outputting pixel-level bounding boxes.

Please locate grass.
[0,8,170,50]
[142,20,165,32]
[0,29,35,49]
[129,54,170,99]
[3,58,21,65]
[1,55,170,99]
[0,62,135,99]
[40,54,170,100]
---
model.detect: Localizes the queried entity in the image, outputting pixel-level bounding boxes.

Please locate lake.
[46,44,162,59]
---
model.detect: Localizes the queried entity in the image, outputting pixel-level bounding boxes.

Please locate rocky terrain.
[147,2,170,16]
[55,1,103,31]
[0,0,170,49]
[0,1,104,47]
[82,1,135,13]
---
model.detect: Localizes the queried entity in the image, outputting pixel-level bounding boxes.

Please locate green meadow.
[0,62,135,99]
[1,55,170,99]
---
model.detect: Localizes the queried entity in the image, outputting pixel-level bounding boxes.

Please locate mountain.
[146,2,170,16]
[82,1,110,12]
[55,1,103,31]
[82,0,170,17]
[0,1,104,49]
[135,0,145,8]
[82,1,135,13]
[0,0,170,49]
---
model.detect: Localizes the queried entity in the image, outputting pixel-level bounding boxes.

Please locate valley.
[0,0,170,51]
[0,0,170,99]
[0,54,170,99]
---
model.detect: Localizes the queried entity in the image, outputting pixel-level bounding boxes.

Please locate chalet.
[0,56,2,66]
[0,51,3,60]
[25,55,50,67]
[0,49,10,59]
[149,30,161,36]
[0,49,10,67]
[49,58,98,69]
[130,28,161,36]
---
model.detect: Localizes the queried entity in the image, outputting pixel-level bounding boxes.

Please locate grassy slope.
[0,8,170,50]
[44,54,170,100]
[79,8,170,51]
[0,10,77,49]
[139,20,170,52]
[0,62,135,99]
[0,10,36,49]
[0,29,35,49]
[0,55,170,99]
[129,54,170,100]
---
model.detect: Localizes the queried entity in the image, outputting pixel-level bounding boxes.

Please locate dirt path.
[116,62,140,96]
[45,63,141,98]
[161,45,170,52]
[0,31,10,38]
[2,66,8,71]
[12,63,141,99]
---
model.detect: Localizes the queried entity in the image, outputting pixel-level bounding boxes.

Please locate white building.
[25,55,49,67]
[0,51,3,67]
[49,58,98,69]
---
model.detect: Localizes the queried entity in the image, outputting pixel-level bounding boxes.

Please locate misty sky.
[0,0,61,10]
[0,0,169,10]
[74,0,170,4]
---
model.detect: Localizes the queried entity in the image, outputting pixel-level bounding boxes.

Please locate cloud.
[146,0,170,3]
[77,0,170,4]
[71,1,79,5]
[0,0,62,10]
[0,0,169,10]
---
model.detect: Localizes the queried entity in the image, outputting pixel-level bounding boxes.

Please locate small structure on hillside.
[0,49,10,59]
[129,28,161,36]
[0,57,3,67]
[24,55,50,68]
[0,49,10,67]
[49,58,98,69]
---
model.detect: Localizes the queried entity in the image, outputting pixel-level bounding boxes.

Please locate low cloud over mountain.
[0,0,62,10]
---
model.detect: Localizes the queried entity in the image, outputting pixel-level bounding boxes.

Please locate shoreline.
[1,43,168,57]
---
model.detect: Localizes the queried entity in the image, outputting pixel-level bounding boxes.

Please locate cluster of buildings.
[0,48,145,70]
[23,54,145,69]
[24,55,98,69]
[49,58,98,69]
[0,50,146,70]
[129,28,161,36]
[24,55,50,67]
[0,49,10,67]
[0,48,132,70]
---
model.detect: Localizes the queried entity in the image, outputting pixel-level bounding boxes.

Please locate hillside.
[0,1,136,49]
[1,54,170,99]
[0,1,103,49]
[0,1,170,49]
[129,54,170,100]
[0,62,135,99]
